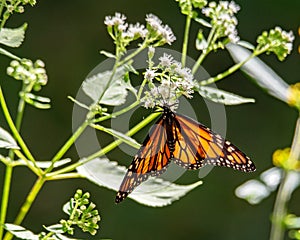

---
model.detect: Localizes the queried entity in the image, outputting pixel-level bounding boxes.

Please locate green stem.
[7,83,27,161]
[15,90,26,132]
[181,14,192,67]
[0,10,8,28]
[200,52,255,86]
[118,41,147,66]
[93,101,140,124]
[192,50,208,75]
[0,87,35,162]
[47,173,84,181]
[192,26,216,74]
[47,111,161,177]
[3,177,46,240]
[270,116,300,240]
[13,149,40,175]
[0,164,13,240]
[0,0,5,22]
[0,86,37,239]
[269,170,290,240]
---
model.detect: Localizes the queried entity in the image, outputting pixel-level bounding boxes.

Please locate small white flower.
[146,14,176,45]
[279,28,295,42]
[159,53,173,67]
[208,1,216,8]
[228,31,240,43]
[158,82,171,100]
[228,1,240,13]
[104,12,127,27]
[118,23,128,32]
[159,25,176,45]
[142,96,156,109]
[148,46,155,57]
[219,1,229,9]
[146,14,162,31]
[144,69,156,81]
[202,7,212,17]
[128,23,148,38]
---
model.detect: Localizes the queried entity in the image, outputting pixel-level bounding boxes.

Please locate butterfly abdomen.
[164,109,176,154]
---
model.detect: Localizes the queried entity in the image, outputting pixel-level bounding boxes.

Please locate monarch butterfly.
[115,106,256,203]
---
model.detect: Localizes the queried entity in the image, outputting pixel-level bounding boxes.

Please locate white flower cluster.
[104,12,127,27]
[142,80,179,110]
[104,13,176,45]
[145,14,176,45]
[142,53,195,110]
[158,54,195,97]
[274,26,294,54]
[202,1,240,43]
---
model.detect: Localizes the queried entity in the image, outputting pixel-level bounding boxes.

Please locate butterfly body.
[115,106,256,203]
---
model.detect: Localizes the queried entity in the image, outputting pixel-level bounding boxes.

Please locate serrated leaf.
[197,86,255,105]
[4,224,39,240]
[82,66,135,106]
[15,158,71,168]
[194,18,212,28]
[0,23,27,48]
[100,50,116,59]
[0,127,19,149]
[226,43,289,103]
[0,47,20,59]
[77,158,202,207]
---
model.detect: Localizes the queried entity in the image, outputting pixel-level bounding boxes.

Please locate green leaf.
[194,17,211,28]
[43,224,79,240]
[77,158,202,207]
[235,167,285,205]
[100,50,116,59]
[197,86,255,105]
[82,66,136,106]
[43,224,64,234]
[4,224,38,240]
[0,127,19,149]
[21,92,51,109]
[196,29,208,50]
[0,47,20,59]
[226,43,289,103]
[62,199,74,215]
[237,40,255,50]
[235,179,270,205]
[93,125,140,149]
[0,23,27,48]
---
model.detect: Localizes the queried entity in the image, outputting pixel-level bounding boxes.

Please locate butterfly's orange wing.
[172,113,256,172]
[115,117,171,203]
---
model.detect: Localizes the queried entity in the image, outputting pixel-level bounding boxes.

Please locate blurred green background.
[0,0,300,239]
